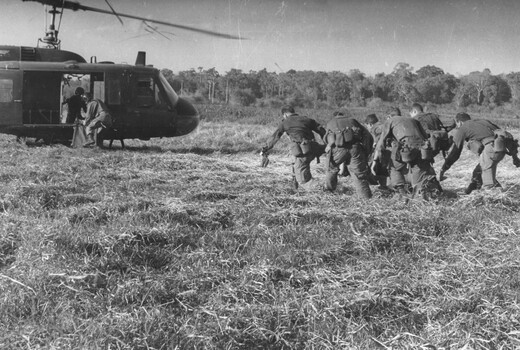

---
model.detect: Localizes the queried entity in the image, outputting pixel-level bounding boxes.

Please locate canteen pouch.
[334,130,345,147]
[467,140,484,155]
[391,140,401,162]
[421,141,434,161]
[400,136,423,162]
[325,132,336,147]
[334,128,355,147]
[400,145,419,163]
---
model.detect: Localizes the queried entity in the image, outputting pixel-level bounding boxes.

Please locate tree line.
[160,63,520,110]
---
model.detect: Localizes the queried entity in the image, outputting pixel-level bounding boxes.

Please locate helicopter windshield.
[158,72,179,109]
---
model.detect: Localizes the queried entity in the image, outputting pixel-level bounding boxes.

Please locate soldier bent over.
[83,92,113,147]
[410,103,454,158]
[324,112,373,199]
[262,105,326,189]
[373,114,442,200]
[440,112,518,194]
[364,113,390,190]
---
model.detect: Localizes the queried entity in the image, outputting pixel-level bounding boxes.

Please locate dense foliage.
[161,63,520,111]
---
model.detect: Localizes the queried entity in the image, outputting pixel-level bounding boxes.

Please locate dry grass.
[0,117,519,349]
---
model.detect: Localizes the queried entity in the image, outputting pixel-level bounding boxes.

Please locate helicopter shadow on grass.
[20,137,71,148]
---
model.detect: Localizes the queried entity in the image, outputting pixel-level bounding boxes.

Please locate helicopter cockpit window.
[136,78,154,107]
[0,79,13,103]
[136,76,166,108]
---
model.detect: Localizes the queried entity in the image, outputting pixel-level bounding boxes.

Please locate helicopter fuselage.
[0,45,199,144]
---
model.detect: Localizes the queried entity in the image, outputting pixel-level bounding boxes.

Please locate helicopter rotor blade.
[22,0,244,40]
[104,0,124,26]
[143,22,172,41]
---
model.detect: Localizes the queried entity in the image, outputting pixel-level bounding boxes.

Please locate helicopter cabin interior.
[19,69,171,132]
[22,71,110,125]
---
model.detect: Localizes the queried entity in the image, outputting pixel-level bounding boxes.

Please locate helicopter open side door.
[23,71,62,124]
[0,70,23,126]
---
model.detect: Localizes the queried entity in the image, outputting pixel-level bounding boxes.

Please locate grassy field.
[1,110,520,349]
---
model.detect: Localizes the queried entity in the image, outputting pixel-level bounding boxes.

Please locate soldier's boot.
[419,177,443,201]
[83,134,96,147]
[463,181,479,195]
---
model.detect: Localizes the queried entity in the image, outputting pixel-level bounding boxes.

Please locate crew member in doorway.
[83,92,113,147]
[62,87,87,124]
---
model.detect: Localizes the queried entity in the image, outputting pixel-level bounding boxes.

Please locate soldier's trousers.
[324,144,372,199]
[389,156,436,191]
[85,112,113,136]
[293,143,326,185]
[471,143,505,188]
[369,149,391,187]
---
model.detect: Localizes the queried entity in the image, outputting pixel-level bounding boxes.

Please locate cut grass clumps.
[133,206,233,230]
[15,185,98,211]
[68,206,110,226]
[1,124,520,348]
[0,232,20,268]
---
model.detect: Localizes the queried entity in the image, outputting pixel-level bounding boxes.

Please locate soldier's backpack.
[429,130,452,153]
[493,129,517,155]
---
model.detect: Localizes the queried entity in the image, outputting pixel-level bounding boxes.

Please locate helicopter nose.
[173,97,200,136]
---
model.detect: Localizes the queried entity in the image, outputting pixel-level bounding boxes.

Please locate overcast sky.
[2,0,520,76]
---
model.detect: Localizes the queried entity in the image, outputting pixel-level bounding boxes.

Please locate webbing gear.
[399,136,423,163]
[328,118,361,148]
[290,139,312,157]
[421,142,434,161]
[482,125,516,155]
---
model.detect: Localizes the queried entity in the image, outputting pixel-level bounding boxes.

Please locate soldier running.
[373,112,442,200]
[323,111,373,198]
[440,112,520,194]
[261,105,326,190]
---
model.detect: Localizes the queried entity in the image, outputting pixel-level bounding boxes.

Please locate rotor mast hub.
[39,5,61,49]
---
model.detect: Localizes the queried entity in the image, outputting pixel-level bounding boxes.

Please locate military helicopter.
[0,0,242,146]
